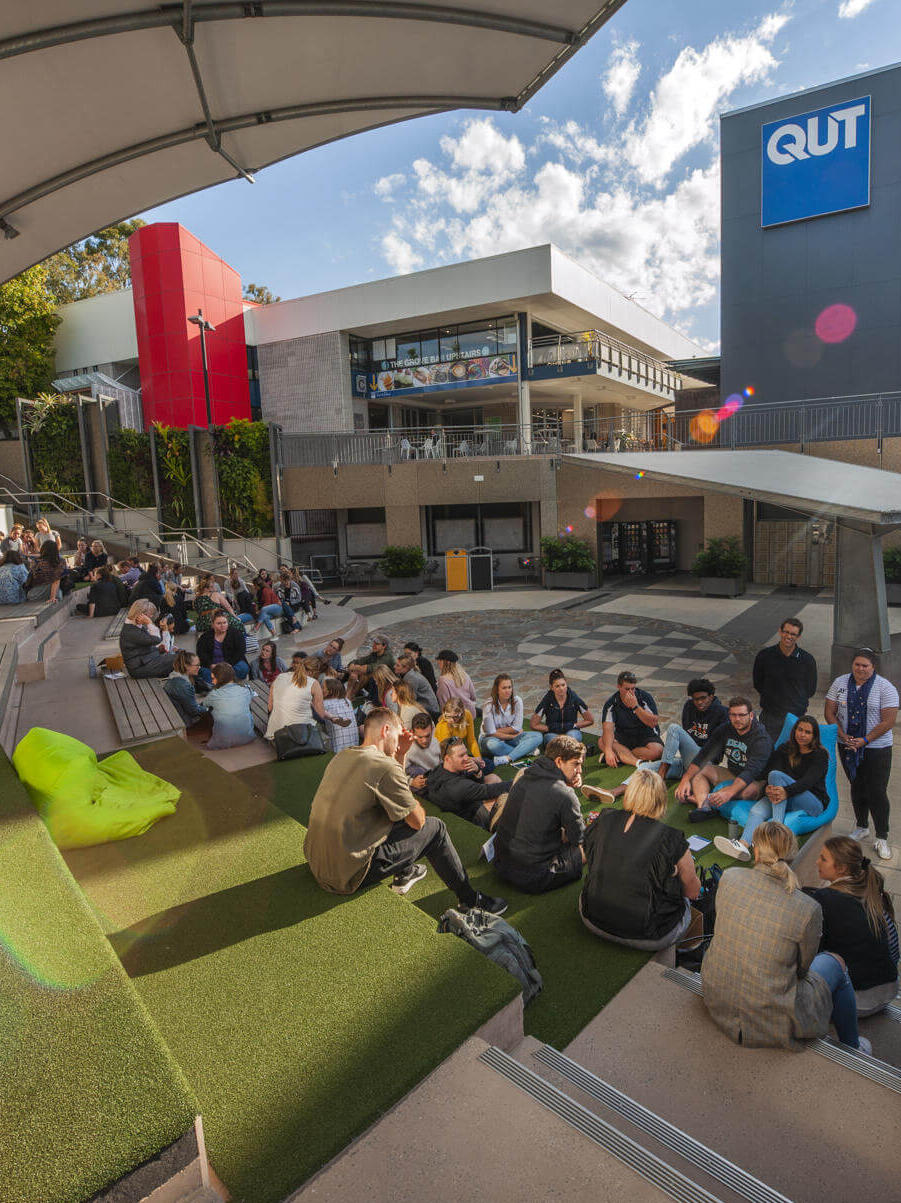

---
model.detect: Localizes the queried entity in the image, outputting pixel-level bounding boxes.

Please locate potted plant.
[883,547,901,605]
[691,536,749,597]
[540,535,597,590]
[379,544,426,593]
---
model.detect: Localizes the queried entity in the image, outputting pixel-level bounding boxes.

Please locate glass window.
[481,502,530,551]
[498,317,518,348]
[397,337,421,366]
[456,320,495,359]
[440,330,462,361]
[419,330,440,364]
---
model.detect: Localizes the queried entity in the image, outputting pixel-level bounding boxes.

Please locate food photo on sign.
[371,353,516,393]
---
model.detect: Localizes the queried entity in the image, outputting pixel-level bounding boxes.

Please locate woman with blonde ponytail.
[807,836,898,1016]
[702,822,870,1052]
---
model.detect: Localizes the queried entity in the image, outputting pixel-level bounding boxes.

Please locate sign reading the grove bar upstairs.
[761,95,870,228]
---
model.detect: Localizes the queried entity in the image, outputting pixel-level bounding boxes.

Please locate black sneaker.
[468,891,508,916]
[391,863,427,894]
[688,806,717,824]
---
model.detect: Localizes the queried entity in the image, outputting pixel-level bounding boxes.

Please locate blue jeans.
[236,611,255,624]
[542,729,582,744]
[740,770,823,845]
[810,951,861,1047]
[197,659,249,686]
[642,724,701,779]
[256,603,286,634]
[480,732,543,761]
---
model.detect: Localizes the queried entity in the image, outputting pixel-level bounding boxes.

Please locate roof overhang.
[563,449,901,526]
[0,1,627,284]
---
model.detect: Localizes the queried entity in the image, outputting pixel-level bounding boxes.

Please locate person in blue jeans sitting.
[610,677,727,799]
[529,668,595,745]
[715,715,828,861]
[479,673,543,766]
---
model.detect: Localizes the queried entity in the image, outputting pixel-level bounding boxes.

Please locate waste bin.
[445,548,469,592]
[468,546,494,591]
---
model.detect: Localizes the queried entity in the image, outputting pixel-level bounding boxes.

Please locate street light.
[187,308,216,427]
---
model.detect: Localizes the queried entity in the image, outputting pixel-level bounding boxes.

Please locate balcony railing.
[278,392,901,468]
[529,329,682,395]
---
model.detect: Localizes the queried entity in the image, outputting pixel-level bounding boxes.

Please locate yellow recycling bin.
[445,548,469,591]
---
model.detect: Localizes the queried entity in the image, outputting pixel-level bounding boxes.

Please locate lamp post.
[187,308,215,427]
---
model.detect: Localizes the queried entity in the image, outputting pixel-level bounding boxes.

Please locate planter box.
[886,582,901,606]
[545,571,595,591]
[698,576,745,597]
[388,575,424,594]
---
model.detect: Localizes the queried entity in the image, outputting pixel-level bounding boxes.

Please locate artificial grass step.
[0,751,197,1203]
[67,739,518,1203]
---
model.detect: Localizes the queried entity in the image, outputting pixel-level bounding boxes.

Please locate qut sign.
[761,96,870,227]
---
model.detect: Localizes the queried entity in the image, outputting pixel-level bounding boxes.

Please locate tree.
[42,218,146,304]
[243,282,281,305]
[0,266,61,427]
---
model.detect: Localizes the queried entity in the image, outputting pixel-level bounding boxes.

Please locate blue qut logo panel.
[761,95,870,228]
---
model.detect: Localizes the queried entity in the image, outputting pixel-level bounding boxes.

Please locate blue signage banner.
[761,95,870,228]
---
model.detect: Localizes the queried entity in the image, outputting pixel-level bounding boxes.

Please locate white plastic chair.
[421,437,435,459]
[456,440,470,457]
[399,438,412,460]
[504,438,518,455]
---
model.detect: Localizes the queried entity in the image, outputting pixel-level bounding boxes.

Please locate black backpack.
[437,908,543,1004]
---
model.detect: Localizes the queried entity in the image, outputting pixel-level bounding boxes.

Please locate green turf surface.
[66,739,517,1203]
[0,753,197,1203]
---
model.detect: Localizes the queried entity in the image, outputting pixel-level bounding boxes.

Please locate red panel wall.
[130,223,251,429]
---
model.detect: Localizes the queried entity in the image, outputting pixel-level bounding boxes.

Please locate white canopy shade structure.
[0,0,627,284]
[564,448,901,678]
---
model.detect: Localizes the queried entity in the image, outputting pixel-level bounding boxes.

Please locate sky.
[141,0,900,352]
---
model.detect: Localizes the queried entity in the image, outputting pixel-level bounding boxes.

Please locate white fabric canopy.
[0,1,626,282]
[564,449,901,525]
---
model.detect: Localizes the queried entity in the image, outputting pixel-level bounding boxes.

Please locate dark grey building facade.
[720,62,901,408]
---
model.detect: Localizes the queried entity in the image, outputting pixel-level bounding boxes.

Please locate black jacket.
[753,643,818,718]
[119,623,174,678]
[196,626,247,669]
[129,573,165,606]
[425,765,507,824]
[494,756,584,881]
[804,887,897,992]
[692,718,772,784]
[766,743,829,806]
[87,579,128,618]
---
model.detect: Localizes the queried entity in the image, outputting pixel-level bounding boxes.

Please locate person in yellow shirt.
[435,697,480,762]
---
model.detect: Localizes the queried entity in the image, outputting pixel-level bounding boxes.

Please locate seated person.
[480,673,543,766]
[434,698,483,768]
[702,821,870,1053]
[403,641,437,691]
[530,668,594,744]
[196,610,250,683]
[580,770,701,951]
[320,637,346,676]
[119,600,176,679]
[715,715,828,860]
[426,736,508,829]
[0,550,29,605]
[76,566,128,618]
[805,836,899,1018]
[204,664,255,750]
[249,639,288,685]
[394,652,439,718]
[435,650,478,717]
[322,678,359,750]
[84,539,111,577]
[600,671,663,768]
[304,707,505,911]
[117,558,141,588]
[494,735,586,893]
[348,633,394,672]
[648,678,728,781]
[675,695,772,823]
[24,542,66,602]
[404,712,441,794]
[394,679,426,730]
[164,651,210,729]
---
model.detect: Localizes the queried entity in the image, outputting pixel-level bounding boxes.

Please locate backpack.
[437,908,543,1005]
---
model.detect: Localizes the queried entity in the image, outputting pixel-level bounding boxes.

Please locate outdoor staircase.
[292,960,901,1203]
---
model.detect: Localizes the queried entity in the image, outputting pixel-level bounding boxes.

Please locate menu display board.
[370,352,517,395]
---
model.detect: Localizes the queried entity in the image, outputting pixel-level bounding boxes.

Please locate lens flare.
[634,470,645,480]
[743,386,755,398]
[583,504,596,520]
[815,303,857,344]
[690,410,720,444]
[565,524,574,534]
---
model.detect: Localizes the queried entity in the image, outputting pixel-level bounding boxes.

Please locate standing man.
[304,708,506,911]
[675,696,773,821]
[601,671,664,768]
[753,618,818,743]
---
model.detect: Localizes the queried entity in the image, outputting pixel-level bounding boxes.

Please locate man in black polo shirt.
[601,670,664,768]
[752,617,818,742]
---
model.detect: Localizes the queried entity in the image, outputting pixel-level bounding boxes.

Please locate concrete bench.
[102,674,185,747]
[103,609,128,640]
[0,595,68,628]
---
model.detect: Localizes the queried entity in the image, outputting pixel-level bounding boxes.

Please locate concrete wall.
[0,440,26,487]
[258,331,354,433]
[721,63,901,406]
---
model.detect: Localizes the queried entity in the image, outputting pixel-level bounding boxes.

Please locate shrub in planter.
[379,545,426,592]
[691,536,749,596]
[540,534,597,589]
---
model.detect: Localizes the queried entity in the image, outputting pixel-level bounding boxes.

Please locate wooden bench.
[246,679,270,738]
[103,609,128,640]
[102,674,185,746]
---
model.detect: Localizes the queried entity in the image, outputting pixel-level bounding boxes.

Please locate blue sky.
[142,0,900,350]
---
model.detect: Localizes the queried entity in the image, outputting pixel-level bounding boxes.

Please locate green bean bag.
[12,727,180,848]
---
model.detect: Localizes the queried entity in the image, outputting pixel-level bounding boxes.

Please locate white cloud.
[838,0,877,16]
[602,40,641,117]
[374,172,405,200]
[381,231,423,274]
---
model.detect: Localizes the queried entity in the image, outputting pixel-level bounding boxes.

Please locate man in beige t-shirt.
[304,707,507,912]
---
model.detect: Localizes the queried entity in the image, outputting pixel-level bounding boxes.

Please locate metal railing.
[529,329,682,395]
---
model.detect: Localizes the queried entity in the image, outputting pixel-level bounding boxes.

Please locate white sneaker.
[848,826,870,842]
[714,835,751,862]
[492,755,512,767]
[857,1036,873,1056]
[875,839,892,861]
